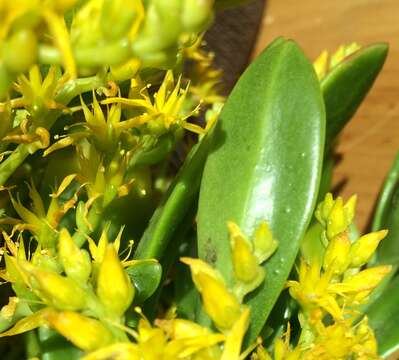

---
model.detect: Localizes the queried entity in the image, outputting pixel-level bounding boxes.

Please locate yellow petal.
[97,244,134,316]
[0,308,51,337]
[220,307,249,360]
[47,311,113,352]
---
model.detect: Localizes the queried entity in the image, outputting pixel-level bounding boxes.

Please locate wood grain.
[254,0,399,232]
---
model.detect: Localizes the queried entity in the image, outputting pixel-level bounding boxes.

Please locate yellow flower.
[287,259,342,320]
[20,261,87,311]
[350,230,388,268]
[97,244,135,317]
[58,228,92,283]
[228,222,261,283]
[323,232,351,274]
[102,71,204,135]
[328,265,391,304]
[220,307,250,360]
[47,311,113,352]
[181,257,241,330]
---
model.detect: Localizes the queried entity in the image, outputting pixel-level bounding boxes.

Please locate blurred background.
[209,0,399,231]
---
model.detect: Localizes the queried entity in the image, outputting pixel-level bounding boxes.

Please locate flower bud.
[22,264,87,311]
[97,245,134,316]
[47,311,113,352]
[323,232,351,274]
[58,228,92,283]
[326,197,348,239]
[182,0,213,33]
[343,194,357,226]
[253,221,278,263]
[331,266,391,296]
[3,29,38,73]
[181,257,241,330]
[228,222,259,283]
[350,230,388,268]
[100,0,139,41]
[315,193,334,225]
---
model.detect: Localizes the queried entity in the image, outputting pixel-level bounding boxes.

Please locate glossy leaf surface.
[321,43,388,151]
[125,261,162,304]
[134,135,211,260]
[197,38,325,342]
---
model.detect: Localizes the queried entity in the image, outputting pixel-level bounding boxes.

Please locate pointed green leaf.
[197,38,325,342]
[321,43,388,151]
[125,261,162,304]
[134,135,211,260]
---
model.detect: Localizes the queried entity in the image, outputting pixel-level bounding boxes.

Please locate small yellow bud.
[315,193,334,225]
[196,272,241,330]
[253,221,278,263]
[97,244,134,316]
[181,257,241,330]
[156,318,210,339]
[323,232,351,274]
[330,266,391,295]
[344,194,357,226]
[350,230,388,268]
[47,311,113,352]
[313,50,328,80]
[58,228,92,283]
[327,197,348,239]
[228,222,259,283]
[22,264,87,311]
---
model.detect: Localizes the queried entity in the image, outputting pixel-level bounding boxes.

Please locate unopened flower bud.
[47,311,113,352]
[182,0,213,33]
[323,232,351,274]
[22,264,87,311]
[3,29,38,73]
[334,266,391,295]
[228,222,259,283]
[58,228,92,283]
[253,221,278,263]
[350,230,388,268]
[315,193,334,225]
[327,197,348,239]
[181,257,241,330]
[343,195,357,226]
[97,245,134,316]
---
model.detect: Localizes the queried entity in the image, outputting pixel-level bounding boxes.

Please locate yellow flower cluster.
[261,193,390,359]
[0,220,276,359]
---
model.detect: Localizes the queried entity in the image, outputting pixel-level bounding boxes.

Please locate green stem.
[39,40,131,68]
[0,144,30,186]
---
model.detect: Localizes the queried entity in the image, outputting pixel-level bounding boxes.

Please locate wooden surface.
[254,0,399,231]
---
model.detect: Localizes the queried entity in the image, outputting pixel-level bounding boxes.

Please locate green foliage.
[197,38,325,342]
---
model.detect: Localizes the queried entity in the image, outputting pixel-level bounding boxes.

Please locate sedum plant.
[0,0,397,359]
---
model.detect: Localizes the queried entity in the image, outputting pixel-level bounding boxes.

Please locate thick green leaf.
[367,275,399,358]
[134,135,211,260]
[197,38,325,342]
[372,150,399,233]
[125,261,162,304]
[321,43,388,151]
[372,151,399,265]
